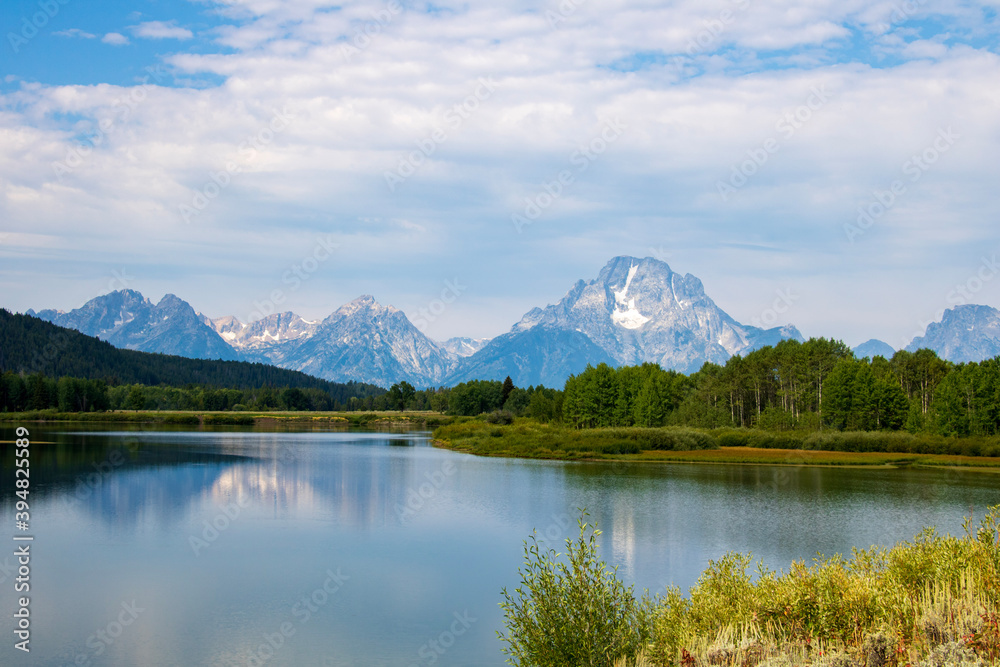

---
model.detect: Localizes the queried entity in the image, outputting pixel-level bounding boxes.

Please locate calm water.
[1,425,998,666]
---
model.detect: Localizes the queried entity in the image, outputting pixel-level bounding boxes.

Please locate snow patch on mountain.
[611,263,650,329]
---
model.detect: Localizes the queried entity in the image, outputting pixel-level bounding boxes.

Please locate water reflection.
[0,426,997,667]
[5,430,433,532]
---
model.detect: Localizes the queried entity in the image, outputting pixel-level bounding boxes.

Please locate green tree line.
[559,339,1000,437]
[0,372,391,413]
[379,378,563,422]
[382,339,1000,440]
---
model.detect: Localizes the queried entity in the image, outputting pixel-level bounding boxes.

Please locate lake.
[1,425,998,666]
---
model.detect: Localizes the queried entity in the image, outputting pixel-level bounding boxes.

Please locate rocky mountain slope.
[905,305,1000,363]
[31,290,238,361]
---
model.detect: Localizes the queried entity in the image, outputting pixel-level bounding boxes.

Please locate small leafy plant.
[499,512,652,667]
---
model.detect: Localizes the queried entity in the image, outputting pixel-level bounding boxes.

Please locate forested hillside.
[0,310,384,411]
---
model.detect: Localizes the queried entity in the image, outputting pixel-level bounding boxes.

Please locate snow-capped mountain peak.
[447,256,804,385]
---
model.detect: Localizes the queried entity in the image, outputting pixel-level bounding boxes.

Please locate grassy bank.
[432,420,1000,469]
[433,419,718,460]
[712,428,1000,458]
[0,409,456,428]
[503,510,1000,667]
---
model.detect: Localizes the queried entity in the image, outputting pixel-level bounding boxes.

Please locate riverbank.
[0,409,455,428]
[433,420,1000,470]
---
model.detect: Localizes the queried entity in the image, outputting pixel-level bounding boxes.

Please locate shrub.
[161,414,200,425]
[202,413,253,425]
[918,641,986,667]
[499,515,652,667]
[485,410,515,425]
[347,412,380,425]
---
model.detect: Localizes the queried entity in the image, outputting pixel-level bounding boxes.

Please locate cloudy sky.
[1,0,998,348]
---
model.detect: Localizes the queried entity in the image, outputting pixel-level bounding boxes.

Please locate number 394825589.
[14,427,30,503]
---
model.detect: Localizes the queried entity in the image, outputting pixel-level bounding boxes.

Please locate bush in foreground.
[503,507,1000,666]
[499,514,652,667]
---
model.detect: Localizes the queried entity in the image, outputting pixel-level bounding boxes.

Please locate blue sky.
[2,0,999,349]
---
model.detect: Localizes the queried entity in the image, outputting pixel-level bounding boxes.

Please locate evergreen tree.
[501,376,515,406]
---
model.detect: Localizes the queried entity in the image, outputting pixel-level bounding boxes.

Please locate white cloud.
[2,0,1000,342]
[101,32,130,46]
[131,21,194,41]
[54,28,97,39]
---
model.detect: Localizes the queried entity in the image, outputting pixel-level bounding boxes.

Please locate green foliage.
[564,363,685,429]
[502,375,515,405]
[447,379,505,415]
[386,381,416,410]
[126,385,146,411]
[551,341,1000,447]
[434,420,718,460]
[0,370,395,415]
[281,387,311,411]
[485,409,515,425]
[526,386,563,423]
[499,515,653,667]
[822,358,910,431]
[497,508,999,667]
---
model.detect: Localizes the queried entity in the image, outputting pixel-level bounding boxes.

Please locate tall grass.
[435,420,1000,465]
[502,507,1000,667]
[434,420,718,459]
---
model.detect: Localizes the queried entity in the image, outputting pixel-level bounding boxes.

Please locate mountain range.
[26,256,1000,388]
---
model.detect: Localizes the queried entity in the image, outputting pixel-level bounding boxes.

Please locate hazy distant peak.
[906,304,1000,363]
[441,336,491,357]
[853,338,896,359]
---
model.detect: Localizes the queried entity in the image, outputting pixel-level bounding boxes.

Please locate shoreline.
[432,437,1000,472]
[0,409,453,428]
